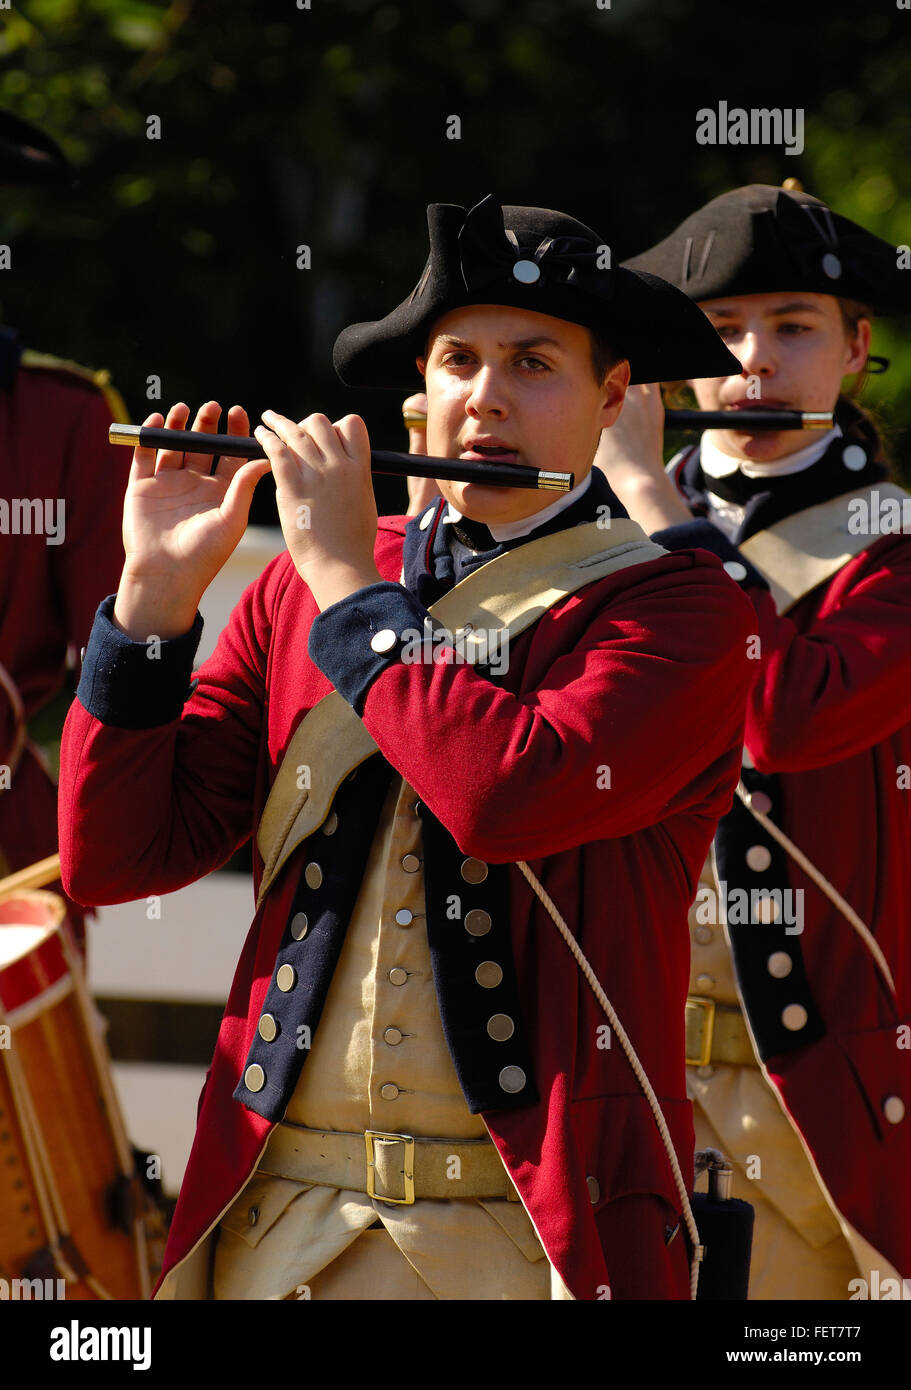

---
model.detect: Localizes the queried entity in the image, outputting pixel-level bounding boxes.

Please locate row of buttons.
[245,848,331,1091]
[460,855,525,1095]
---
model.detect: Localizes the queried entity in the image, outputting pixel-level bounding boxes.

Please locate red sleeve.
[743,535,911,773]
[358,555,755,861]
[58,561,285,906]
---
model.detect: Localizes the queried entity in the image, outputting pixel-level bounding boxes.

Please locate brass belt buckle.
[685,996,716,1067]
[365,1130,416,1205]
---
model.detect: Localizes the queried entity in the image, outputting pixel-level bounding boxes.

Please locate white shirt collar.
[700,427,843,482]
[443,468,594,542]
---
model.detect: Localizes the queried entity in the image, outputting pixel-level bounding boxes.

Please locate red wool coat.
[738,531,911,1273]
[0,354,129,939]
[58,517,754,1300]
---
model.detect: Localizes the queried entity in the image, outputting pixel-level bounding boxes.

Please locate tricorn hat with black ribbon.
[623,184,910,315]
[0,110,72,187]
[333,195,741,388]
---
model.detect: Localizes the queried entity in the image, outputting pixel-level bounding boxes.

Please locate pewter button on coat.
[723,560,747,582]
[461,857,488,884]
[883,1096,905,1125]
[487,1013,515,1041]
[258,1013,278,1042]
[244,1064,265,1093]
[749,790,773,815]
[586,1176,600,1205]
[395,908,414,926]
[694,925,713,945]
[746,844,772,872]
[475,960,503,989]
[383,1027,404,1046]
[380,1083,400,1100]
[842,444,867,471]
[767,951,793,979]
[277,963,297,992]
[370,628,398,653]
[321,811,338,836]
[401,854,421,873]
[465,909,492,937]
[290,912,309,940]
[388,967,408,986]
[782,1003,808,1031]
[304,862,323,890]
[499,1065,526,1094]
[695,973,715,991]
[419,508,435,531]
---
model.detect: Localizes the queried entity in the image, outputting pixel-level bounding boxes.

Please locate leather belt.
[685,996,758,1068]
[258,1122,521,1205]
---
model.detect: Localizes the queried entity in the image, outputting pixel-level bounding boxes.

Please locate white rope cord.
[735,781,896,997]
[515,859,704,1301]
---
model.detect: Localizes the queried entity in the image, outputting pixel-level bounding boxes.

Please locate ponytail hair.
[835,297,892,472]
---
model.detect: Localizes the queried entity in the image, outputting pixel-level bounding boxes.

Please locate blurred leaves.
[0,0,908,517]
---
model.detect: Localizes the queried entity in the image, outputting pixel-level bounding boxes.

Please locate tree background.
[2,0,910,519]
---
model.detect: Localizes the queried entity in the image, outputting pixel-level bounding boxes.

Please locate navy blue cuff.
[76,595,204,729]
[308,582,431,715]
[650,520,769,592]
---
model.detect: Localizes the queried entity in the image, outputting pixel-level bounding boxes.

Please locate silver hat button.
[512,259,541,284]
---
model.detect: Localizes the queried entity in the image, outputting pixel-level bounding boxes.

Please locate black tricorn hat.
[333,196,741,388]
[623,184,910,315]
[0,110,72,187]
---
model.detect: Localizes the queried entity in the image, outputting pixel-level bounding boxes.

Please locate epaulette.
[20,348,130,424]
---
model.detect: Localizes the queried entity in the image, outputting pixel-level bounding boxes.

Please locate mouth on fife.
[460,441,522,463]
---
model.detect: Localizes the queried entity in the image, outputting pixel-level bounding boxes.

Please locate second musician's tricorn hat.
[0,110,73,186]
[333,195,741,387]
[623,184,911,315]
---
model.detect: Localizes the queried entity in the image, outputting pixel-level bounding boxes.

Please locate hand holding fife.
[402,392,443,516]
[114,401,271,641]
[595,383,691,530]
[253,410,382,610]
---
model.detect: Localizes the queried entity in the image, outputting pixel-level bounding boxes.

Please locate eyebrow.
[434,334,568,352]
[707,301,825,318]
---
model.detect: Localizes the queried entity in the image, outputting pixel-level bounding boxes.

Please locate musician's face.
[688,291,870,462]
[417,304,628,524]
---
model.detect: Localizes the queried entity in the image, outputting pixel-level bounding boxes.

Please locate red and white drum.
[0,890,150,1297]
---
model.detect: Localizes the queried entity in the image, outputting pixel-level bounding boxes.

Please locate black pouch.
[691,1148,754,1300]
